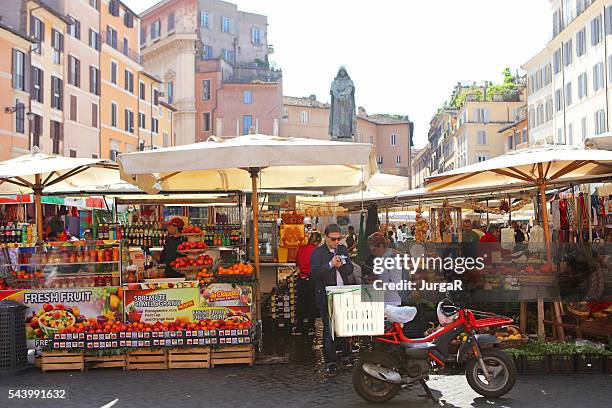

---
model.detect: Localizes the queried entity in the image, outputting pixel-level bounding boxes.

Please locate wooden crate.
[127,349,168,370]
[211,345,254,367]
[85,354,126,370]
[168,347,211,369]
[41,351,85,372]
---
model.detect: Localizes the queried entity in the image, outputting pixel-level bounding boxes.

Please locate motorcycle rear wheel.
[465,348,517,398]
[352,352,401,403]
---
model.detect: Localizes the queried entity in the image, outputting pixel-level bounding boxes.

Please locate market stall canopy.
[0,151,118,194]
[117,134,377,193]
[297,173,409,207]
[0,194,105,209]
[321,172,410,196]
[424,146,612,193]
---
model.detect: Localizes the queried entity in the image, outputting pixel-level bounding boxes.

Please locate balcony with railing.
[102,34,141,64]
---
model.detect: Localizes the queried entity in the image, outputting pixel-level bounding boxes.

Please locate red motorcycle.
[353,300,517,403]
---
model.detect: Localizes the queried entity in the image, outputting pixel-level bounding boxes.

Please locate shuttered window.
[70,95,77,121]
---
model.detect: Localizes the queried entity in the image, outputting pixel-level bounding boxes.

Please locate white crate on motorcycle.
[326,285,385,337]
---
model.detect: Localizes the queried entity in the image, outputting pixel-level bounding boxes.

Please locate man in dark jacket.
[310,223,353,373]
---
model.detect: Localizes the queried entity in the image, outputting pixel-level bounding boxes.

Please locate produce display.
[196,268,214,286]
[182,225,203,234]
[217,262,254,276]
[57,317,253,334]
[170,254,214,270]
[494,325,527,343]
[177,241,208,251]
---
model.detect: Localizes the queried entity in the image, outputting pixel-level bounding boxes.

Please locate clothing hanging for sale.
[598,197,606,216]
[566,199,574,228]
[552,200,560,230]
[579,195,587,222]
[559,199,569,230]
[529,225,544,252]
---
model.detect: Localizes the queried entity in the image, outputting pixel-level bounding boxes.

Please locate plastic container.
[326,285,385,338]
[0,300,28,376]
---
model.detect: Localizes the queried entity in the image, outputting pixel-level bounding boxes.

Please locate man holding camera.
[310,223,354,373]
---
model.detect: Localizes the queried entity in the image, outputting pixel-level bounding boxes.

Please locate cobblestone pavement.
[1,334,611,408]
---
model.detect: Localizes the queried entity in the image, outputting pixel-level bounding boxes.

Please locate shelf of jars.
[0,241,122,290]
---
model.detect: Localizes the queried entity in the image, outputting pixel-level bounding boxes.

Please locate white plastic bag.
[384,305,417,324]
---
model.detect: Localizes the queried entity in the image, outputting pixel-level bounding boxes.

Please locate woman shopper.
[293,232,322,336]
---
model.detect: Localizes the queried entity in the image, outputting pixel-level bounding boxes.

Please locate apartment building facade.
[281,95,330,140]
[0,23,34,161]
[522,48,554,144]
[452,98,525,168]
[0,0,173,161]
[500,109,529,153]
[414,81,525,187]
[141,0,280,143]
[427,107,457,175]
[524,0,612,147]
[43,0,101,158]
[1,0,70,156]
[411,145,431,189]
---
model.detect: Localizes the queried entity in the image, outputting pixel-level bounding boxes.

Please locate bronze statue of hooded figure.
[329,67,357,140]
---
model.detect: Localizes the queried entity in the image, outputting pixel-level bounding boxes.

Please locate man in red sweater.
[294,232,322,335]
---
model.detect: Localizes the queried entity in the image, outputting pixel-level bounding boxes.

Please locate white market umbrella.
[0,151,118,238]
[118,135,376,193]
[118,134,376,320]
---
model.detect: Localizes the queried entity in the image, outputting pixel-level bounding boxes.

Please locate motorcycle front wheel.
[465,348,517,398]
[352,352,401,403]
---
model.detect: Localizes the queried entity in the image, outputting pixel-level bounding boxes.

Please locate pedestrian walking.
[310,224,354,374]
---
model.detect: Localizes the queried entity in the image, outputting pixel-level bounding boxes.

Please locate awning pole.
[250,168,262,324]
[587,184,593,242]
[537,179,552,342]
[34,174,43,243]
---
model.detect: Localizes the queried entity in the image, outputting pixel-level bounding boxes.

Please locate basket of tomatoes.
[177,240,209,254]
[170,254,214,272]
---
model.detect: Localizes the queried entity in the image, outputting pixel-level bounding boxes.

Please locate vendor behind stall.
[160,217,184,278]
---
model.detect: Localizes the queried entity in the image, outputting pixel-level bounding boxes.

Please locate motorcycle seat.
[384,305,418,324]
[400,341,435,350]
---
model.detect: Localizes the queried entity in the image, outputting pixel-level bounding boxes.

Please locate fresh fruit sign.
[0,287,124,349]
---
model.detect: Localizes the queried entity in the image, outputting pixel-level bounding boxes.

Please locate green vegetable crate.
[547,354,575,373]
[519,354,549,375]
[575,353,604,374]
